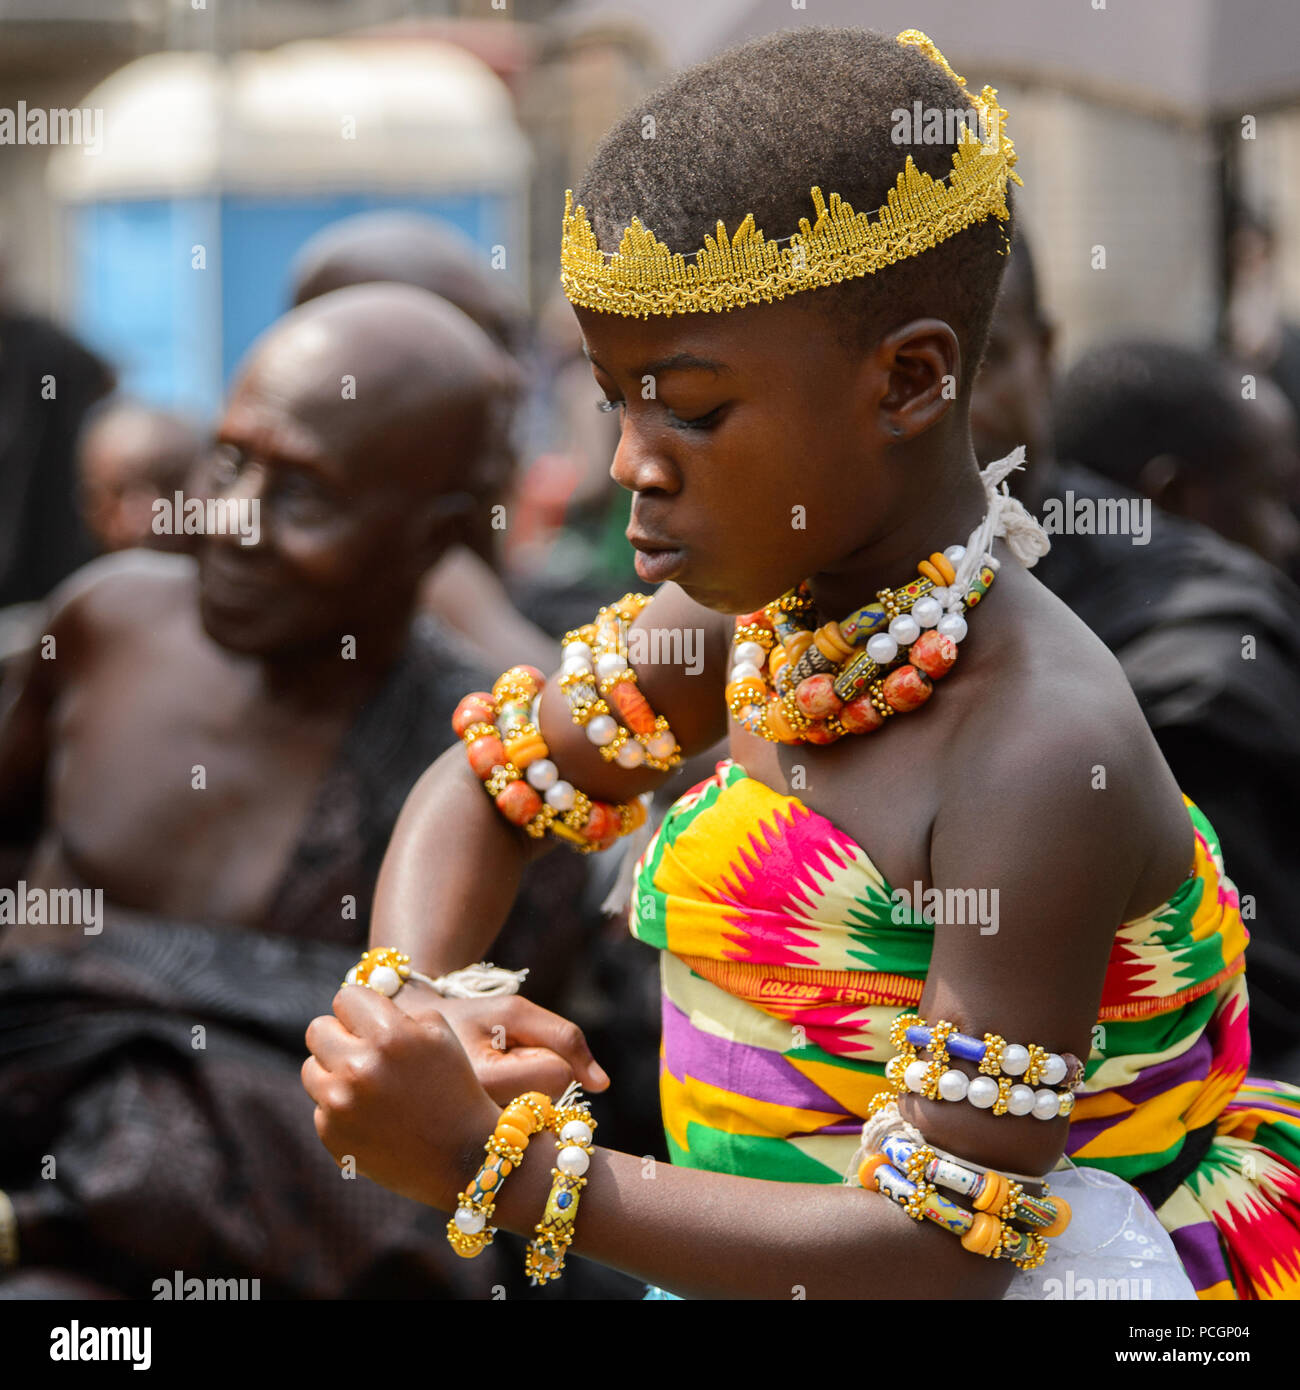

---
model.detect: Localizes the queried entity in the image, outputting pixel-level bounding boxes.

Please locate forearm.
[477,1141,1015,1300]
[370,743,553,973]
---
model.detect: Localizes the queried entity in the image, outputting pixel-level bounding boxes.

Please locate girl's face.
[574,297,910,615]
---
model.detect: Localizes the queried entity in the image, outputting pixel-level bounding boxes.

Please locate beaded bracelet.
[524,1085,597,1285]
[561,595,682,772]
[344,948,528,1000]
[878,1135,1071,1235]
[857,1153,1049,1270]
[883,1013,1080,1120]
[447,1091,555,1257]
[454,668,649,854]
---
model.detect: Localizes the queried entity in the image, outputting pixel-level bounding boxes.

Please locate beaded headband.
[560,30,1022,319]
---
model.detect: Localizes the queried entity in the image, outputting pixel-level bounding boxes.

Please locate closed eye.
[594,397,726,432]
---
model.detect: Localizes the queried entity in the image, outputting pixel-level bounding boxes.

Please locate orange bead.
[973,1170,1010,1213]
[813,622,854,663]
[765,698,801,744]
[500,1104,537,1134]
[607,680,657,736]
[735,610,773,630]
[803,719,840,745]
[726,677,766,706]
[520,1092,555,1127]
[624,797,647,831]
[840,696,885,735]
[493,1123,530,1152]
[857,1154,890,1189]
[1041,1197,1072,1238]
[961,1211,1003,1256]
[768,646,789,680]
[784,631,814,664]
[495,780,542,826]
[504,732,548,770]
[881,664,933,713]
[583,802,615,841]
[467,735,507,780]
[930,552,957,585]
[453,693,497,737]
[492,665,545,701]
[479,1170,498,1190]
[916,559,945,587]
[909,629,958,680]
[794,674,842,720]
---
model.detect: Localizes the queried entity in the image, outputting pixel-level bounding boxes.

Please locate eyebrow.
[581,344,734,378]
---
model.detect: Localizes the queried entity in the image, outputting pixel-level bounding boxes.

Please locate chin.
[198,599,287,656]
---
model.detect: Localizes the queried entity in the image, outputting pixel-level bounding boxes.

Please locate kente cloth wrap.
[629,758,1300,1300]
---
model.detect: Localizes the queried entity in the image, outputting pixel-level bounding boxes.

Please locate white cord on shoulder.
[944,447,1051,613]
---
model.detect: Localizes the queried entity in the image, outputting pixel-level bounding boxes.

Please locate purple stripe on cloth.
[1115,1034,1211,1107]
[1063,1107,1132,1152]
[661,995,848,1117]
[1170,1220,1229,1293]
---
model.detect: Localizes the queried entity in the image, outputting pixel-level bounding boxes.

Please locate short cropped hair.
[574,26,1016,388]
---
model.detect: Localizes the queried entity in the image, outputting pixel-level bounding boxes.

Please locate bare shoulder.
[942,564,1193,918]
[45,551,196,658]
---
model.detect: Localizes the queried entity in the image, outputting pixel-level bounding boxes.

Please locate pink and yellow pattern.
[629,758,1300,1299]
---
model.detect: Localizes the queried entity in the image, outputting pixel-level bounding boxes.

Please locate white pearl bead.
[729,661,763,684]
[1007,1084,1036,1116]
[866,633,898,664]
[967,1075,1000,1109]
[594,651,628,683]
[586,714,618,746]
[1039,1054,1068,1087]
[562,641,593,666]
[734,641,766,669]
[903,1059,930,1093]
[936,613,968,643]
[944,544,967,563]
[1001,1044,1030,1075]
[454,1206,486,1234]
[367,965,403,997]
[647,731,677,760]
[561,656,592,679]
[557,1144,590,1177]
[911,596,942,628]
[560,1119,594,1146]
[937,1069,969,1102]
[888,614,921,646]
[526,758,558,791]
[1032,1089,1061,1120]
[615,740,645,769]
[545,781,575,812]
[344,966,358,985]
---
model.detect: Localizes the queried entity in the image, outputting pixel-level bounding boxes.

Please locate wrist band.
[525,1083,597,1285]
[447,1091,556,1258]
[344,948,528,1000]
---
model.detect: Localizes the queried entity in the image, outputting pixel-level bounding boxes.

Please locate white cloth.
[1002,1165,1196,1300]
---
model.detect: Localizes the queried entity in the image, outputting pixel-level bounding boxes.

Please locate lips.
[627,529,686,585]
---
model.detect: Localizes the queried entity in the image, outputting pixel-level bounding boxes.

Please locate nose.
[208,460,272,551]
[609,417,678,497]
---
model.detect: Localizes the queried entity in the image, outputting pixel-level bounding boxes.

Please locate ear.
[874,318,962,442]
[407,490,478,573]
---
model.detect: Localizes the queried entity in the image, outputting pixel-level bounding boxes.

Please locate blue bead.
[557,1191,572,1209]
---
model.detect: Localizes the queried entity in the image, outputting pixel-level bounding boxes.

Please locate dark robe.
[0,614,639,1298]
[1034,464,1300,1078]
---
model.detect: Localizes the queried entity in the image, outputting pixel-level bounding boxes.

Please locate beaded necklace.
[727,543,999,745]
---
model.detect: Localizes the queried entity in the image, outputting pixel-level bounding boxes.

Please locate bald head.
[235,282,511,498]
[289,212,525,357]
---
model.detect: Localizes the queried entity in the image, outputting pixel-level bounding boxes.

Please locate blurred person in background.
[1054,339,1300,576]
[289,211,556,675]
[0,240,114,665]
[77,399,205,556]
[0,283,625,1299]
[972,231,1300,1079]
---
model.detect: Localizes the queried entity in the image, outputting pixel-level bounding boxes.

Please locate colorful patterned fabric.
[628,758,1300,1299]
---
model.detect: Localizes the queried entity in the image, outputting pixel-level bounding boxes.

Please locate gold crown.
[560,30,1022,319]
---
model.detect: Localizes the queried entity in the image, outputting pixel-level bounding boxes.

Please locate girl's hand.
[391,986,611,1104]
[302,984,500,1211]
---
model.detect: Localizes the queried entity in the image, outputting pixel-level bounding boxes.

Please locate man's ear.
[875,317,963,442]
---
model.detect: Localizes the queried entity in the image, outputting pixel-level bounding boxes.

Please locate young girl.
[301,27,1300,1299]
